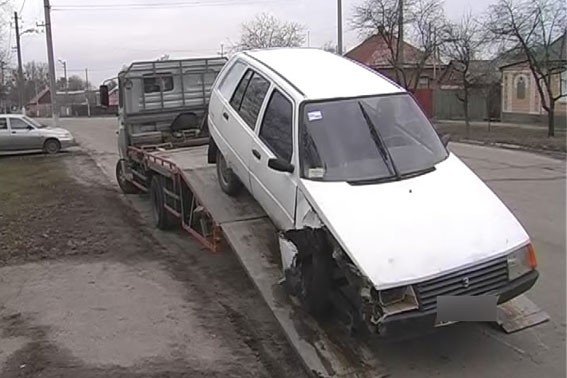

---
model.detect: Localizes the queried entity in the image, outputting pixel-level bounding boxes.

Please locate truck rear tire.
[216,150,242,196]
[116,160,140,194]
[150,176,176,230]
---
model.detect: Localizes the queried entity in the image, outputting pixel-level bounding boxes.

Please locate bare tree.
[235,13,306,51]
[487,0,566,136]
[351,0,446,90]
[441,15,486,135]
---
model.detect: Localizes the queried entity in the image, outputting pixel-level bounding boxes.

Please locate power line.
[52,0,293,11]
[20,0,28,13]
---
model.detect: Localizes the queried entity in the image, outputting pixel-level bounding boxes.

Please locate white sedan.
[0,114,76,154]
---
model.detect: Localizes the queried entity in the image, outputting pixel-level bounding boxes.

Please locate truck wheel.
[150,176,176,230]
[300,249,333,316]
[216,150,242,196]
[43,139,61,154]
[116,160,140,194]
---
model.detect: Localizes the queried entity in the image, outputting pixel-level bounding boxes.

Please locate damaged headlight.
[374,286,419,317]
[507,243,537,281]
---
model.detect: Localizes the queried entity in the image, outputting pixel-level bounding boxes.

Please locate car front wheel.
[216,150,242,196]
[43,139,61,154]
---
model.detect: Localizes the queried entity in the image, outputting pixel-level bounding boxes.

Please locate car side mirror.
[268,158,294,173]
[441,134,451,147]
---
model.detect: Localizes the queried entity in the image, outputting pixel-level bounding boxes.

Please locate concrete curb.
[455,139,566,160]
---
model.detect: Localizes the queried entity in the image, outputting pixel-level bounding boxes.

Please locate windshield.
[23,116,46,128]
[300,94,448,182]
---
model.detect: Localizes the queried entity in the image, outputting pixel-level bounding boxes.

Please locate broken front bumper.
[375,270,539,337]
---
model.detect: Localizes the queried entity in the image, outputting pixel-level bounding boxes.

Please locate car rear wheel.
[216,150,242,196]
[43,139,61,154]
[116,160,140,194]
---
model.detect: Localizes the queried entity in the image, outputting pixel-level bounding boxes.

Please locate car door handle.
[252,149,261,160]
[11,131,16,134]
[223,112,229,121]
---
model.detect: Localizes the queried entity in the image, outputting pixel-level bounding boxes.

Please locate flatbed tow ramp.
[125,144,549,378]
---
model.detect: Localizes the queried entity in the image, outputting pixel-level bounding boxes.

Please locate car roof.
[0,114,25,118]
[243,48,405,100]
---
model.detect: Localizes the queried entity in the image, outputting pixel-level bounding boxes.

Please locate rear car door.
[0,117,10,150]
[249,88,296,230]
[8,118,43,150]
[212,66,271,189]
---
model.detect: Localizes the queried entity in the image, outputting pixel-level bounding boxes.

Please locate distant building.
[345,34,445,90]
[499,32,566,126]
[25,87,117,117]
[346,34,445,117]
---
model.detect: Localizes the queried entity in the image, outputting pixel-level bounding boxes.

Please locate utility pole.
[43,0,59,125]
[85,68,89,90]
[58,59,67,115]
[14,12,25,113]
[219,43,224,58]
[397,0,404,86]
[0,61,5,113]
[337,0,343,55]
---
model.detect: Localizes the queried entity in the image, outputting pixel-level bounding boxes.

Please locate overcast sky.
[9,0,494,85]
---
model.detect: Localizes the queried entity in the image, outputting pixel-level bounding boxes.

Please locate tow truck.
[100,56,550,378]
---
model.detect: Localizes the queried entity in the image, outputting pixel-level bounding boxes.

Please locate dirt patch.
[0,152,306,377]
[435,123,566,154]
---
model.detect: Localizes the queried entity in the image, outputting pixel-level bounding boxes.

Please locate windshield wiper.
[357,102,400,179]
[400,166,436,179]
[347,176,399,185]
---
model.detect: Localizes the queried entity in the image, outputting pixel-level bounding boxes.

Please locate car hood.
[299,153,529,290]
[42,127,70,136]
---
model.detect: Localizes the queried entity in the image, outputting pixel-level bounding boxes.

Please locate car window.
[259,90,293,162]
[10,118,31,130]
[143,74,174,93]
[0,118,7,130]
[230,69,253,111]
[218,61,247,99]
[237,72,270,130]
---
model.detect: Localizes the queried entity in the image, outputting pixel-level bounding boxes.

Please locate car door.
[8,117,43,150]
[0,117,10,151]
[214,68,271,189]
[249,88,297,230]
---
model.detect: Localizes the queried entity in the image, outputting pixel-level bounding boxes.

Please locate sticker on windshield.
[308,168,326,179]
[307,111,323,122]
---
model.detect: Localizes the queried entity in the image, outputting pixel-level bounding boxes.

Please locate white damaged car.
[207,48,539,335]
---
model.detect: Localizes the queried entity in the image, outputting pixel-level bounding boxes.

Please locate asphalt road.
[56,117,566,377]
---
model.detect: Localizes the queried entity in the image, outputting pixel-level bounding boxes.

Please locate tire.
[216,149,242,196]
[43,139,61,154]
[300,249,333,316]
[150,176,176,230]
[116,160,140,194]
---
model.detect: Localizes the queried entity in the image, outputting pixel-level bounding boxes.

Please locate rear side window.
[0,118,7,130]
[230,70,253,111]
[218,61,246,99]
[259,90,293,162]
[237,72,270,130]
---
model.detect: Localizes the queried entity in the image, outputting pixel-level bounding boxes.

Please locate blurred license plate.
[436,295,498,324]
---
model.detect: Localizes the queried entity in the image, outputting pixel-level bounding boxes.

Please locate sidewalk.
[434,119,566,156]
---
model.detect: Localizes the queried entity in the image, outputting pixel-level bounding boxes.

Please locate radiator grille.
[415,256,509,312]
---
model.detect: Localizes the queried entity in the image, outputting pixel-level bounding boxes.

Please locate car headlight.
[507,243,537,281]
[378,285,415,306]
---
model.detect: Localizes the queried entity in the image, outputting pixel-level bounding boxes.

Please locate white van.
[207,48,538,335]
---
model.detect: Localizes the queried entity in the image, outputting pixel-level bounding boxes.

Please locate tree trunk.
[547,103,555,137]
[463,87,470,137]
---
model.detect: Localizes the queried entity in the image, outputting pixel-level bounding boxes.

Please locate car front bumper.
[59,138,77,149]
[375,269,539,337]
